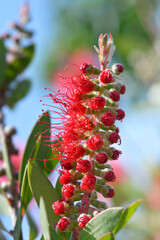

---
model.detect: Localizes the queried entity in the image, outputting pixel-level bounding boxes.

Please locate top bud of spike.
[94,33,115,70]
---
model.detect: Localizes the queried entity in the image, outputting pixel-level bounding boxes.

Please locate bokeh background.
[1,0,160,239]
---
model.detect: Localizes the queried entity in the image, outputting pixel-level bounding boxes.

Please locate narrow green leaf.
[113,199,142,234]
[0,195,10,216]
[0,131,14,185]
[79,207,123,240]
[40,236,45,240]
[7,79,31,109]
[0,39,7,88]
[14,206,22,240]
[28,162,60,228]
[5,44,35,83]
[55,177,62,198]
[21,165,33,211]
[40,197,51,240]
[19,111,59,188]
[26,210,38,240]
[49,226,63,240]
[98,232,115,240]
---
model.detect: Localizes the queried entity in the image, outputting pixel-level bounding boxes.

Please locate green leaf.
[0,195,10,216]
[55,177,62,198]
[49,226,63,240]
[28,162,60,228]
[19,111,59,188]
[79,207,123,240]
[26,210,38,240]
[40,197,51,240]
[7,79,31,108]
[113,199,142,234]
[98,232,115,240]
[0,130,14,185]
[0,39,7,88]
[14,206,22,240]
[5,44,35,83]
[21,165,33,212]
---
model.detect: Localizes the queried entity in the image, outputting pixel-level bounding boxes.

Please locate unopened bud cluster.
[43,34,125,238]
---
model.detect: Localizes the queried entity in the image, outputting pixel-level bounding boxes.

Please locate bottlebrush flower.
[87,96,106,110]
[40,33,126,237]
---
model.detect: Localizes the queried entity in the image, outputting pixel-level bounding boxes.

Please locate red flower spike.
[87,96,106,110]
[96,152,108,164]
[110,90,120,102]
[62,184,77,199]
[76,159,91,173]
[99,70,113,84]
[120,85,126,94]
[106,188,115,198]
[86,135,103,150]
[108,132,120,144]
[59,170,73,185]
[72,75,94,94]
[116,109,125,121]
[58,217,71,231]
[81,173,96,192]
[78,214,92,228]
[104,171,116,182]
[112,149,122,160]
[101,111,115,126]
[52,200,69,215]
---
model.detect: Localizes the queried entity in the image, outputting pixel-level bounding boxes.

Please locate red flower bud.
[81,173,96,192]
[59,170,73,185]
[110,90,120,102]
[112,64,124,75]
[86,135,103,150]
[96,152,108,164]
[101,111,115,126]
[62,184,77,198]
[80,63,93,75]
[112,149,122,160]
[108,132,120,144]
[120,85,126,94]
[76,159,91,173]
[78,213,92,228]
[116,109,125,121]
[58,217,70,231]
[87,96,106,110]
[104,171,116,182]
[99,70,113,84]
[52,200,69,215]
[106,188,115,198]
